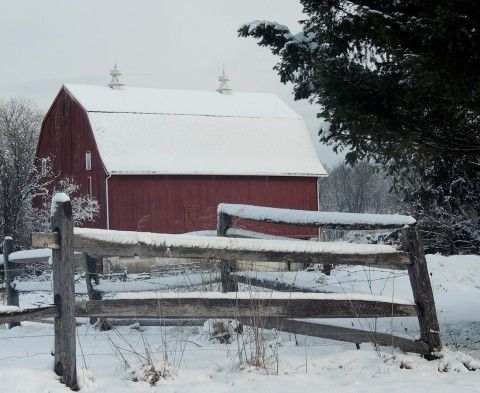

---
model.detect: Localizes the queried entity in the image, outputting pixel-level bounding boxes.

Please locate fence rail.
[254,318,431,356]
[75,294,417,319]
[217,203,416,230]
[0,305,58,324]
[1,249,84,265]
[31,229,410,269]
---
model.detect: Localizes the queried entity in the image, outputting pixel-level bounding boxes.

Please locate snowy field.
[1,254,480,392]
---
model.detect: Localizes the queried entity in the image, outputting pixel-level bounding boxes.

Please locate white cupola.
[217,66,233,95]
[108,62,124,90]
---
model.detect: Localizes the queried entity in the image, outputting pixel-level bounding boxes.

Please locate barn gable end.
[36,87,107,228]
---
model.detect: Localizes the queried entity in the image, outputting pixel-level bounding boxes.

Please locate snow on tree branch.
[34,178,99,231]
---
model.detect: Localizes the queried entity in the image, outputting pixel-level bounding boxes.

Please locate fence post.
[85,254,99,324]
[3,236,20,328]
[217,211,238,292]
[84,254,111,330]
[401,225,442,356]
[51,195,78,390]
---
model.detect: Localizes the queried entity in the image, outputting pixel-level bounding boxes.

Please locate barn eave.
[106,170,328,177]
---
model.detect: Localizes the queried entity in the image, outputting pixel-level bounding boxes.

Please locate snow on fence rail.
[6,248,84,264]
[0,305,58,324]
[32,228,411,268]
[0,197,441,390]
[217,203,416,230]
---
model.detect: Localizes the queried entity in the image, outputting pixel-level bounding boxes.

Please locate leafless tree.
[317,161,405,244]
[0,98,44,247]
[319,161,403,214]
[0,98,99,248]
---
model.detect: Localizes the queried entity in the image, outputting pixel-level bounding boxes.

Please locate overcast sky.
[0,0,344,166]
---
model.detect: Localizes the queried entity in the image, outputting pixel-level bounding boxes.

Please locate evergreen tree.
[239,0,480,253]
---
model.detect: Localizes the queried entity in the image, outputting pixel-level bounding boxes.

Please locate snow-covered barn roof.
[64,84,327,177]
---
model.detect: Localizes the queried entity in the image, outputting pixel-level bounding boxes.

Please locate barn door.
[184,206,199,232]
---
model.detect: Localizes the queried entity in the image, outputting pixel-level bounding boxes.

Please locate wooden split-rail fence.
[0,198,441,390]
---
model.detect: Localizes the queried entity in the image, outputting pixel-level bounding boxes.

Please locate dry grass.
[104,324,187,386]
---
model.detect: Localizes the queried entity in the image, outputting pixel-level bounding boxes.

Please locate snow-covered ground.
[1,254,480,392]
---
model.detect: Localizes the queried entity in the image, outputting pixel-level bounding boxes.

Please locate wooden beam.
[235,274,332,293]
[84,254,105,326]
[402,226,442,354]
[0,306,59,325]
[217,211,237,292]
[9,252,85,265]
[107,318,206,327]
[75,296,417,319]
[218,203,416,230]
[243,318,430,355]
[30,229,410,269]
[51,197,78,390]
[0,307,426,354]
[3,236,20,328]
[31,231,60,249]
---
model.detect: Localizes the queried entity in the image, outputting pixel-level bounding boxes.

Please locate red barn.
[36,78,327,238]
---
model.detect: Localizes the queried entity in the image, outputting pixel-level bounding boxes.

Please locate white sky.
[0,0,344,166]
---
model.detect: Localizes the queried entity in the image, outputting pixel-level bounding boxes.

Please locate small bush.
[126,361,172,385]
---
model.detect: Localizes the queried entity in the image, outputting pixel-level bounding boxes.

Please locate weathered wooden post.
[217,211,238,292]
[3,236,20,328]
[85,254,101,295]
[84,254,111,330]
[401,225,442,356]
[51,194,78,390]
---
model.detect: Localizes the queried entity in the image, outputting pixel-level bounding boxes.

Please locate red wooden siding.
[36,88,107,228]
[108,175,318,238]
